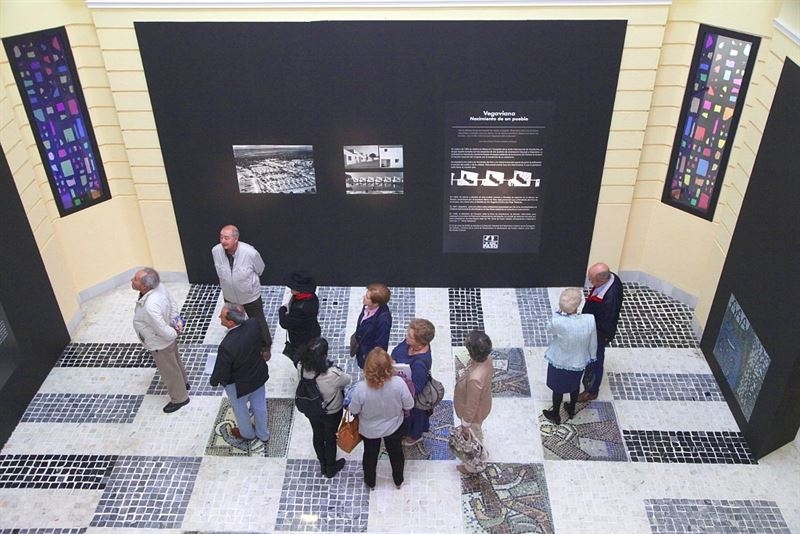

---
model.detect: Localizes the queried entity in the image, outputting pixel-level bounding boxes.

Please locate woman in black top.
[278,270,321,362]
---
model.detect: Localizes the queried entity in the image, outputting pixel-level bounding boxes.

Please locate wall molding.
[67,269,189,336]
[86,0,671,8]
[774,15,800,47]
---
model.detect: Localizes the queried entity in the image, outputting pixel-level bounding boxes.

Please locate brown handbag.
[336,409,361,452]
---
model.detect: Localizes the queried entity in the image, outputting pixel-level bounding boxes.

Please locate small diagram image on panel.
[510,170,532,187]
[343,144,404,194]
[482,170,505,186]
[455,170,479,186]
[233,145,316,194]
[345,172,404,195]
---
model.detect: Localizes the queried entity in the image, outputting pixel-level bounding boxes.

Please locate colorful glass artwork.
[3,27,110,216]
[662,25,759,220]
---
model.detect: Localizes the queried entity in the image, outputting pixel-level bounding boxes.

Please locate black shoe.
[565,402,576,418]
[542,408,560,425]
[185,383,191,391]
[163,398,190,413]
[325,458,345,478]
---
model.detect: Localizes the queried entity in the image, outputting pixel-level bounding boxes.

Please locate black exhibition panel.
[136,20,626,288]
[0,144,70,448]
[700,58,800,459]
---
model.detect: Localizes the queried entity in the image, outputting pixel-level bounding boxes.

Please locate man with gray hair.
[212,225,272,360]
[209,303,270,443]
[132,267,190,413]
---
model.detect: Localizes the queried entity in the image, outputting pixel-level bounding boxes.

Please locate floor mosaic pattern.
[90,455,201,528]
[147,344,223,397]
[395,400,455,461]
[449,288,485,346]
[540,401,628,462]
[645,498,790,533]
[205,397,294,457]
[0,454,116,489]
[461,463,553,533]
[387,286,415,346]
[516,287,552,347]
[608,372,724,401]
[455,347,531,397]
[624,430,756,464]
[56,342,152,368]
[276,458,370,532]
[612,282,698,349]
[21,393,143,424]
[179,284,221,344]
[0,282,797,533]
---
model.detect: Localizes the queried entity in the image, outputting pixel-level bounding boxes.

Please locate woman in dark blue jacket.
[352,283,392,369]
[392,318,436,446]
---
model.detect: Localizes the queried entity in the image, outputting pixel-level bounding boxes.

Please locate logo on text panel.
[482,235,499,249]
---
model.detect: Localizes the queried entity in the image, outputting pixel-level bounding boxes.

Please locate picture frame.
[3,26,111,217]
[661,24,760,220]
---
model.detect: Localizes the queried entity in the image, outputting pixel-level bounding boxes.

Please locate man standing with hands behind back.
[132,267,190,413]
[212,225,272,359]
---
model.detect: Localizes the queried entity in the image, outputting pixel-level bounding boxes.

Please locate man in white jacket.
[132,267,190,413]
[212,225,272,359]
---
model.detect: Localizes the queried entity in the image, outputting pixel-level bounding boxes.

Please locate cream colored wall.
[0,0,156,331]
[621,0,799,331]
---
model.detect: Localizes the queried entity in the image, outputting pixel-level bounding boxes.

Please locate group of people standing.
[130,224,622,488]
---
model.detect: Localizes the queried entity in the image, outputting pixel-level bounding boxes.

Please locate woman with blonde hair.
[542,287,597,425]
[348,347,414,489]
[391,318,436,446]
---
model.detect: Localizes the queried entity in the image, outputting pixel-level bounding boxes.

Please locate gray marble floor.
[0,282,797,533]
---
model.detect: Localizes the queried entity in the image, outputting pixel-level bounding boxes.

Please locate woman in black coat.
[278,270,321,363]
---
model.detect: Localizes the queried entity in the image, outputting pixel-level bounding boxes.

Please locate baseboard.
[66,269,189,337]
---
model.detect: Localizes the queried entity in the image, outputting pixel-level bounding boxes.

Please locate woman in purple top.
[391,318,435,446]
[353,283,393,369]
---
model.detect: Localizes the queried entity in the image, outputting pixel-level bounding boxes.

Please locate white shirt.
[349,376,414,439]
[211,241,265,304]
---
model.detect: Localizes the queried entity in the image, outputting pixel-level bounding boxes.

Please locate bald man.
[577,262,623,402]
[212,225,272,359]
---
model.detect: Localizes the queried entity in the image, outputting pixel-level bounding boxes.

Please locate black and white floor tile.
[0,282,797,533]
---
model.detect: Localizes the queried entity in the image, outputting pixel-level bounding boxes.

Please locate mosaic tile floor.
[1,282,798,533]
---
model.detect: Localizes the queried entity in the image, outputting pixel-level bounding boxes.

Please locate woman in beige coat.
[453,330,494,474]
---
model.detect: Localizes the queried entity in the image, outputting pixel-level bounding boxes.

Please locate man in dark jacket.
[577,262,624,402]
[210,304,270,442]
